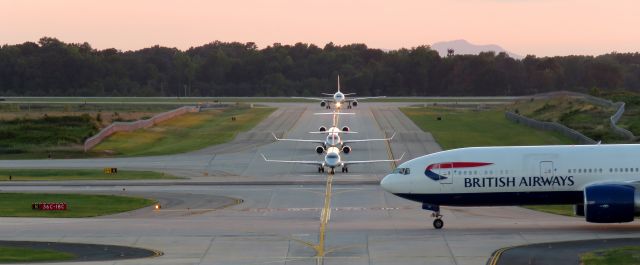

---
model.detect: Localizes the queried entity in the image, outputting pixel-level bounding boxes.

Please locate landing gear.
[423,203,444,229]
[341,167,349,173]
[329,168,335,175]
[432,212,444,229]
[318,167,325,173]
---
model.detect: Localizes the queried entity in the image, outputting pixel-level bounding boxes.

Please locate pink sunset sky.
[1,0,638,56]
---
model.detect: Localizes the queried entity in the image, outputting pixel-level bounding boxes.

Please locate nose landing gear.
[423,203,444,229]
[432,212,444,229]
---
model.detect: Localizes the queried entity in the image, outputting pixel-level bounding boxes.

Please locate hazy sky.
[1,0,638,56]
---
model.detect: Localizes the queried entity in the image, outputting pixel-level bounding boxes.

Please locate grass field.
[511,97,625,142]
[92,107,275,156]
[400,106,574,150]
[580,246,640,265]
[0,246,75,263]
[0,169,179,181]
[0,193,155,217]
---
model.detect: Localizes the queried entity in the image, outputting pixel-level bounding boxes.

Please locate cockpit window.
[327,154,338,159]
[393,168,410,175]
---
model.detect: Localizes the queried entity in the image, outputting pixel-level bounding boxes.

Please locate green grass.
[92,107,275,156]
[0,115,98,157]
[522,205,575,216]
[0,193,155,217]
[0,246,75,263]
[512,97,624,142]
[581,246,640,265]
[400,107,574,150]
[0,169,180,181]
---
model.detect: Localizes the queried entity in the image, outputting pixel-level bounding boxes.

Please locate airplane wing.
[292,97,333,102]
[308,131,358,134]
[271,133,324,144]
[261,154,324,167]
[313,112,355,115]
[342,153,405,166]
[346,96,386,101]
[342,132,396,144]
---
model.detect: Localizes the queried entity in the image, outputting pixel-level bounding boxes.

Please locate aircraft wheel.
[330,169,335,175]
[341,167,345,173]
[318,167,323,173]
[345,167,349,173]
[433,218,444,229]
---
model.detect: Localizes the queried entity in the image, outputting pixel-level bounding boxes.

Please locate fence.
[528,91,636,141]
[505,112,597,144]
[84,106,200,151]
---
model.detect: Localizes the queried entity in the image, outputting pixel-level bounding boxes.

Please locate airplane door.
[540,161,554,178]
[434,163,453,184]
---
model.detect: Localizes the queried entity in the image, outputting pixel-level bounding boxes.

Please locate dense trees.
[1,37,639,97]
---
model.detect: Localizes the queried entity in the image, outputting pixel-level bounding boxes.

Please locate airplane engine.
[320,101,327,107]
[583,184,640,223]
[342,145,351,154]
[316,146,325,154]
[341,126,350,132]
[352,100,358,107]
[319,126,327,132]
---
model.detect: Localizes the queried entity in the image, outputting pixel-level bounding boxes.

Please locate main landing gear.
[318,167,325,173]
[341,167,349,173]
[423,203,444,229]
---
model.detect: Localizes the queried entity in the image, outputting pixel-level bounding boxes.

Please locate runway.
[1,103,639,265]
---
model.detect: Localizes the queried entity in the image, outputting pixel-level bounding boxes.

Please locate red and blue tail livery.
[424,162,493,181]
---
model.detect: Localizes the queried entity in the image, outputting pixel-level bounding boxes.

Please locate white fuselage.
[324,147,342,168]
[333,92,345,103]
[381,144,640,206]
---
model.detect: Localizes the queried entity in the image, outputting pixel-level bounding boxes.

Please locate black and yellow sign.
[103,168,118,174]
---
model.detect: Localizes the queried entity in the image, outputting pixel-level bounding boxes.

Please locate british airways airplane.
[381,144,640,229]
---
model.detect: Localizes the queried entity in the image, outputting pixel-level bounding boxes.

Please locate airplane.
[380,144,640,229]
[272,131,395,155]
[262,147,404,174]
[294,76,385,109]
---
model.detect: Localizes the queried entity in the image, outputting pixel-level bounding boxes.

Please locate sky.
[1,0,638,57]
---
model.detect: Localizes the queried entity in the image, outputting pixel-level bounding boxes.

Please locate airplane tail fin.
[337,75,340,92]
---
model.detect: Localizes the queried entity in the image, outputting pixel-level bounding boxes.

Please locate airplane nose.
[380,174,396,193]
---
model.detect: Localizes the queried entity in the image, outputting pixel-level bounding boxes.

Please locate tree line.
[1,37,639,97]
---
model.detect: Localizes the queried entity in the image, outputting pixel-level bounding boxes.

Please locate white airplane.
[294,76,385,109]
[262,147,403,174]
[381,144,640,229]
[272,131,395,154]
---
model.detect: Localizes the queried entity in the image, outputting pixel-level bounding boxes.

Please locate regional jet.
[262,147,403,174]
[294,76,385,109]
[381,144,640,229]
[272,131,395,155]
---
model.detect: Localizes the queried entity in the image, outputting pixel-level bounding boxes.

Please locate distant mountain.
[431,39,522,59]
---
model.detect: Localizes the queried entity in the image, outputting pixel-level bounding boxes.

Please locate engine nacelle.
[315,146,325,154]
[320,101,327,107]
[584,184,640,223]
[342,145,351,154]
[341,126,350,132]
[352,100,358,107]
[319,126,326,132]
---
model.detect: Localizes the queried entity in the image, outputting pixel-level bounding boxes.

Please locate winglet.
[396,152,405,161]
[261,153,268,161]
[271,132,280,141]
